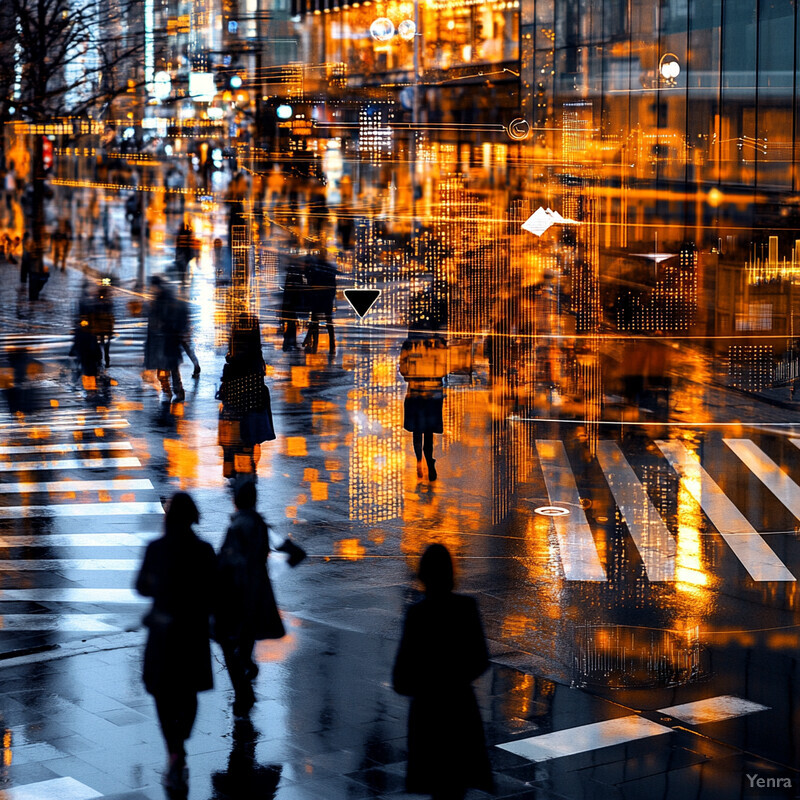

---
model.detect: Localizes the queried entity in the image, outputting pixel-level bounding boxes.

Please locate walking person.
[215,482,291,717]
[393,544,493,800]
[302,251,337,354]
[89,280,115,368]
[69,317,102,392]
[174,218,198,287]
[52,213,73,271]
[217,312,275,479]
[135,492,216,795]
[399,331,448,481]
[144,275,187,403]
[279,253,306,352]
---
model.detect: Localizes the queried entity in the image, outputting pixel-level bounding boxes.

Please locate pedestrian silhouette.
[215,482,287,718]
[89,280,115,368]
[174,218,198,287]
[399,332,448,481]
[279,251,307,351]
[69,317,101,391]
[302,250,337,354]
[393,544,493,800]
[211,718,282,799]
[144,275,188,403]
[217,313,275,480]
[135,492,216,796]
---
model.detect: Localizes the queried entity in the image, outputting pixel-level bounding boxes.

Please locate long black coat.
[393,593,492,796]
[216,510,284,642]
[144,289,187,372]
[135,531,216,696]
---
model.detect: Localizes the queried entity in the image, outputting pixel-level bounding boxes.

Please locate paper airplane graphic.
[344,288,381,318]
[521,207,579,237]
[522,207,554,236]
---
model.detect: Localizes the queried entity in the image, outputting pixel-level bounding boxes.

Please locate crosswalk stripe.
[0,776,103,800]
[596,441,676,581]
[0,441,133,455]
[498,694,768,763]
[0,456,141,472]
[536,441,606,581]
[0,559,138,570]
[0,501,163,518]
[656,440,795,582]
[725,439,800,519]
[0,533,152,547]
[0,478,153,494]
[0,421,129,432]
[657,695,769,724]
[498,716,672,762]
[0,615,127,633]
[0,588,145,602]
[1,408,125,419]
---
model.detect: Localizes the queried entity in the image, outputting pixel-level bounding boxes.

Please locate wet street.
[0,252,799,799]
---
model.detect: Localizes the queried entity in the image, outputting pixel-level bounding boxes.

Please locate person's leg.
[412,431,424,478]
[171,367,185,401]
[222,638,256,715]
[324,311,335,353]
[423,432,436,481]
[155,692,196,788]
[158,370,172,399]
[304,312,319,352]
[182,339,200,376]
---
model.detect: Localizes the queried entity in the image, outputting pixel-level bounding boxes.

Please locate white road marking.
[498,694,769,763]
[0,559,138,571]
[0,615,126,633]
[596,441,676,581]
[536,440,606,581]
[658,695,769,725]
[0,479,152,494]
[0,457,141,472]
[725,439,800,519]
[498,716,672,762]
[0,588,145,603]
[0,441,133,455]
[0,501,163,518]
[657,440,795,582]
[0,533,152,547]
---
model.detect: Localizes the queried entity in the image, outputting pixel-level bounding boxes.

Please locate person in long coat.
[135,492,216,794]
[215,482,284,717]
[302,252,337,354]
[399,333,448,481]
[217,313,275,480]
[393,544,493,800]
[144,275,187,402]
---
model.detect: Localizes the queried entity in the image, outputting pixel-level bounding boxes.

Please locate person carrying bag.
[217,313,276,479]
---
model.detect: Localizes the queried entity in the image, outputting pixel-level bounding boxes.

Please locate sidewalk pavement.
[0,579,791,800]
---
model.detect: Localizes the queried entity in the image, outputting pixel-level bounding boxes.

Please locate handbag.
[276,537,307,567]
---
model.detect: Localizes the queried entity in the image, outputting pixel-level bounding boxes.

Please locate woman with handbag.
[135,493,216,794]
[215,482,294,717]
[217,313,276,479]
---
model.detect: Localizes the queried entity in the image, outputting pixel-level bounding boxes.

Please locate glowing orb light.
[370,17,395,41]
[398,19,416,40]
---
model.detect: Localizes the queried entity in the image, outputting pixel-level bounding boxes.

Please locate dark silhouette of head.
[235,481,257,511]
[165,492,199,533]
[418,543,454,595]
